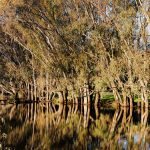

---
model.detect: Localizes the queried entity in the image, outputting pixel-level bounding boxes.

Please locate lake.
[0,102,150,150]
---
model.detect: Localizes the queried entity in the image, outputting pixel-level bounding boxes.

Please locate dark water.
[0,102,150,150]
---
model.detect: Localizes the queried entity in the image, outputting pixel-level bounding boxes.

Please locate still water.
[0,102,150,150]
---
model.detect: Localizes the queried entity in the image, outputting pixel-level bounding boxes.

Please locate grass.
[101,92,114,102]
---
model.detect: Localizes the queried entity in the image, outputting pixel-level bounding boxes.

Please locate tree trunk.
[129,95,133,108]
[27,83,30,100]
[58,91,64,104]
[83,86,88,105]
[111,80,122,106]
[75,97,78,105]
[95,105,99,119]
[0,88,4,100]
[140,79,148,108]
[122,91,128,107]
[83,84,90,105]
[63,88,68,104]
[45,72,49,100]
[31,84,34,101]
[94,91,100,106]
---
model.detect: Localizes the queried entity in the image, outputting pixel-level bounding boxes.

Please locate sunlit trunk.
[58,91,64,104]
[0,88,4,100]
[83,86,88,105]
[111,80,122,106]
[30,84,33,101]
[80,88,83,106]
[32,65,36,101]
[139,79,148,108]
[129,94,133,108]
[27,83,30,100]
[45,72,49,100]
[117,77,128,107]
[83,84,90,105]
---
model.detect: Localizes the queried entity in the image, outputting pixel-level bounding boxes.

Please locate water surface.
[0,102,150,150]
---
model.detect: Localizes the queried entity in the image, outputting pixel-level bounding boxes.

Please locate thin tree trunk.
[94,91,100,106]
[31,84,33,101]
[27,83,30,100]
[111,80,122,106]
[0,88,4,100]
[140,79,148,108]
[75,97,78,105]
[46,72,49,100]
[64,88,68,104]
[83,84,90,105]
[58,91,64,104]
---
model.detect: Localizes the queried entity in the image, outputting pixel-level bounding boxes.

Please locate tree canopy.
[0,0,150,107]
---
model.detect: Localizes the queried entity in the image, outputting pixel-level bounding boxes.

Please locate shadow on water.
[0,102,150,150]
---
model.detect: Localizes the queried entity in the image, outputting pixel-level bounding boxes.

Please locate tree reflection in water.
[0,103,149,150]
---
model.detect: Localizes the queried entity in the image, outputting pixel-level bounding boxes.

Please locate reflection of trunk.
[75,97,78,105]
[62,105,66,120]
[119,108,133,133]
[83,105,90,128]
[121,108,127,131]
[74,102,78,114]
[50,103,63,125]
[94,91,100,106]
[54,103,64,126]
[57,103,64,116]
[109,109,123,135]
[30,103,37,149]
[127,107,133,124]
[94,105,99,119]
[141,107,148,126]
[46,102,49,131]
[66,105,71,123]
[45,72,49,100]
